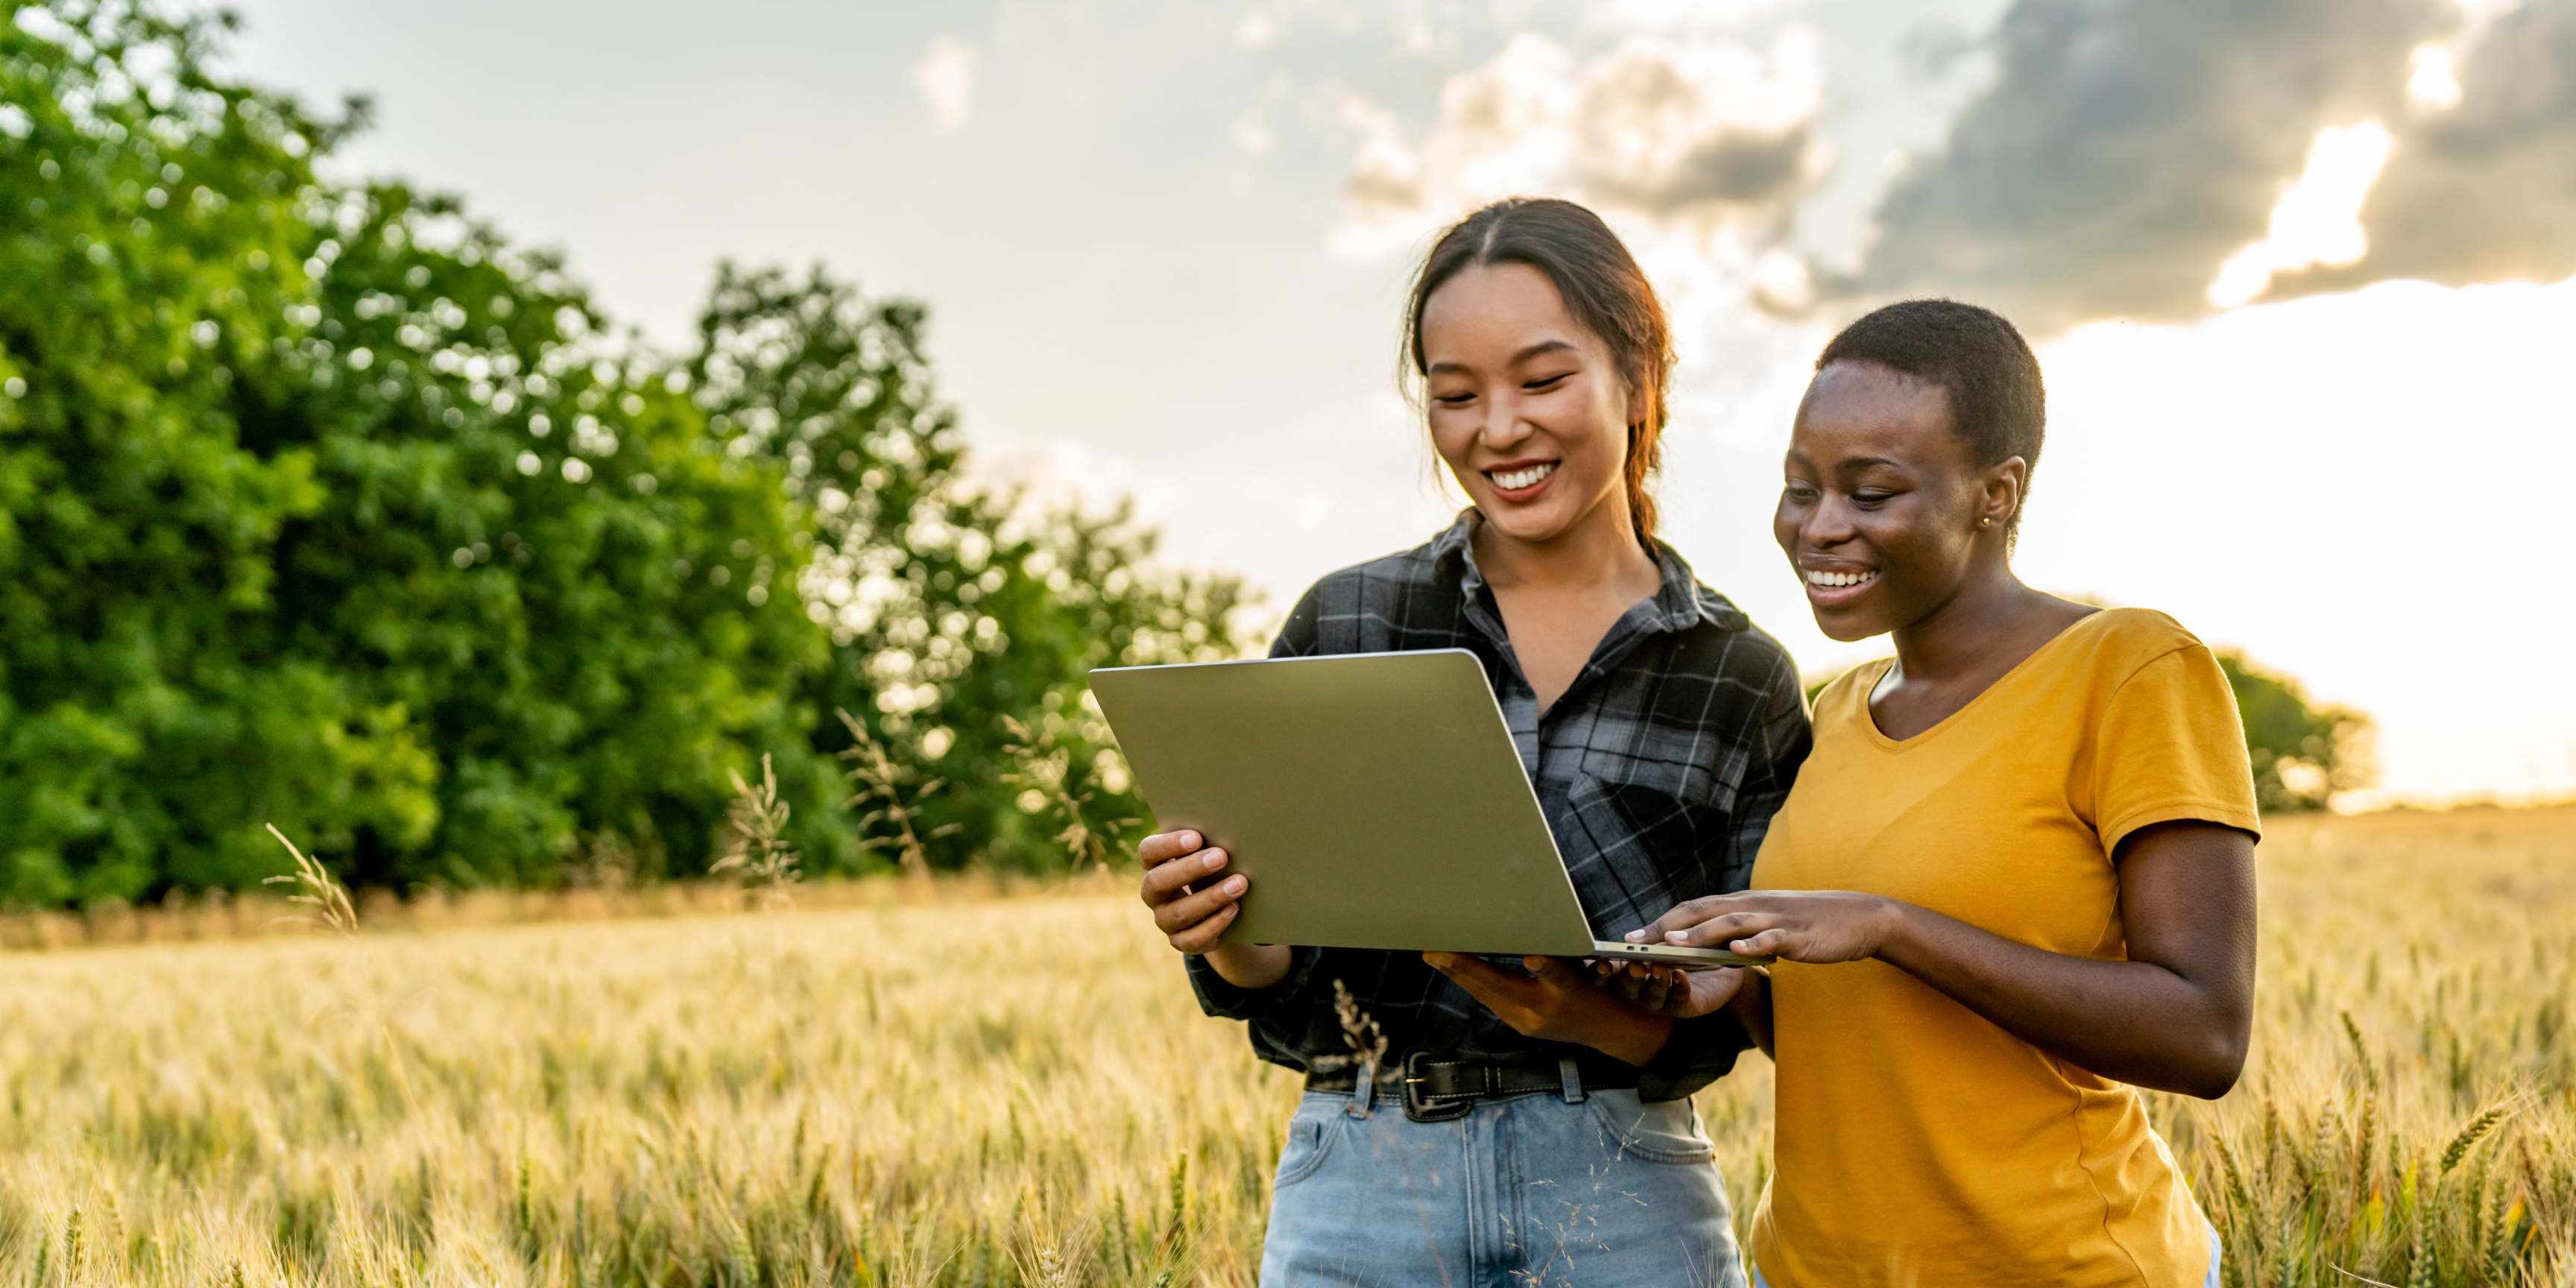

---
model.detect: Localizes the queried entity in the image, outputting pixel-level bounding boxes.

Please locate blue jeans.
[1259,1082,1748,1287]
[1747,1220,2223,1287]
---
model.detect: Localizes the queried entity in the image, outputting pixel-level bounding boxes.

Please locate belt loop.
[1558,1056,1587,1104]
[1348,1058,1377,1118]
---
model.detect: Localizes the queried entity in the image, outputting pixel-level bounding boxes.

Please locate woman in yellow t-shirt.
[1625,300,2260,1287]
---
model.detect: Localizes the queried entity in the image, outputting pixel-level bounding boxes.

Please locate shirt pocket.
[1559,740,1752,926]
[1576,736,1746,817]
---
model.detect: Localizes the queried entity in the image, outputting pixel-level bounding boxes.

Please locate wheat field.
[0,806,2569,1287]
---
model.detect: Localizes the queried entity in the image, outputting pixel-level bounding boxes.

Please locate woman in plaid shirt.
[1133,198,1811,1286]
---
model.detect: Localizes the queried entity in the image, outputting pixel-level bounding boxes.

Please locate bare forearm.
[1204,941,1292,991]
[1875,903,2247,1097]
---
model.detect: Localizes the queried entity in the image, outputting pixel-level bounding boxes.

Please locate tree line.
[0,1,1249,906]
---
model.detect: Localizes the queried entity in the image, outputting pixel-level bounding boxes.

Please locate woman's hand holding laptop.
[1136,829,1290,991]
[1424,953,1717,1067]
[1139,826,1737,1063]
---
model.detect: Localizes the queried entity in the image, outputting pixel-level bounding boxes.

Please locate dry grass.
[0,807,2569,1286]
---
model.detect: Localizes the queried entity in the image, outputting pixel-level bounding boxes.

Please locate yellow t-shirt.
[1748,607,2261,1288]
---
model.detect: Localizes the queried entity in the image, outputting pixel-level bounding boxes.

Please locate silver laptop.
[1087,648,1770,967]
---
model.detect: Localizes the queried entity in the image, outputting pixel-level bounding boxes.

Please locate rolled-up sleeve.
[1184,945,1326,1023]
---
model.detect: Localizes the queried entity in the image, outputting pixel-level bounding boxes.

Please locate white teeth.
[1805,569,1878,589]
[1490,462,1557,491]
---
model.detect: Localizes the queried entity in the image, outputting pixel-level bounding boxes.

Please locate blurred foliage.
[0,0,1249,905]
[2217,650,2375,813]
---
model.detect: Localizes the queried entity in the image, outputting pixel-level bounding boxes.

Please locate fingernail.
[1623,929,1644,942]
[1223,877,1245,894]
[1202,851,1224,871]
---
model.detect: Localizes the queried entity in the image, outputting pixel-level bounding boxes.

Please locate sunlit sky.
[221,0,2576,806]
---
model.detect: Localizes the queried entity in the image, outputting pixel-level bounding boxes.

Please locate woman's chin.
[1810,604,1894,643]
[1475,504,1580,546]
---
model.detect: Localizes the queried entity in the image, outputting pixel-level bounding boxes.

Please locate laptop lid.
[1088,649,1606,958]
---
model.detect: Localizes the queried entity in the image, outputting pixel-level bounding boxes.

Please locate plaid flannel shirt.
[1186,514,1813,1102]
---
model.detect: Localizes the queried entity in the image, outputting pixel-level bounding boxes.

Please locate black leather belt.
[1306,1050,1643,1123]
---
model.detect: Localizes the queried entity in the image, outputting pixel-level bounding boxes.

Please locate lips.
[1804,568,1876,590]
[1801,566,1878,606]
[1487,461,1557,492]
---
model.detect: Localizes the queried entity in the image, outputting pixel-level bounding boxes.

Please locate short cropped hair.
[1815,300,2045,520]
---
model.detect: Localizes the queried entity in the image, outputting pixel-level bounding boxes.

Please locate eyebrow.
[1427,338,1579,376]
[1784,451,1910,475]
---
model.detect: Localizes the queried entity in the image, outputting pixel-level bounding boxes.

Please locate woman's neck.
[1887,558,2045,686]
[1471,496,1656,595]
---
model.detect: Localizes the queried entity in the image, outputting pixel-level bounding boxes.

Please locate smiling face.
[1776,360,2024,641]
[1420,262,1641,547]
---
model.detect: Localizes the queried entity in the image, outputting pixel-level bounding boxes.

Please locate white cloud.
[2206,120,2395,309]
[912,37,979,132]
[1328,27,1830,257]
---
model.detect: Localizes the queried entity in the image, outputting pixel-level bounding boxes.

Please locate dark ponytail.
[1403,198,1675,546]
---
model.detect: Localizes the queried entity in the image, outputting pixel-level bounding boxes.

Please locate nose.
[1801,492,1860,549]
[1477,391,1537,455]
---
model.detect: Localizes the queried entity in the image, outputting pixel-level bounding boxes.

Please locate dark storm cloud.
[2278,0,2576,299]
[1644,125,1816,209]
[1845,0,2449,332]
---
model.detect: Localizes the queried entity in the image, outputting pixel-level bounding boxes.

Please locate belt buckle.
[1401,1050,1477,1124]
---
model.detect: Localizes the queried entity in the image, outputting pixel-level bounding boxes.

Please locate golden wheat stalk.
[261,824,421,1119]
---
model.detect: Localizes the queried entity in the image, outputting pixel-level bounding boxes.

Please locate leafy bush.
[0,1,1248,904]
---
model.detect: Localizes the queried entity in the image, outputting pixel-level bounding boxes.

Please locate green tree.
[689,265,1252,871]
[0,0,1249,903]
[2215,650,2373,812]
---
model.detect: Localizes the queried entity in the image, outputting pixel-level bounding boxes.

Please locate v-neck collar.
[1855,609,2110,752]
[1432,511,1742,722]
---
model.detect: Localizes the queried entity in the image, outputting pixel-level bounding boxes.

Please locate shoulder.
[1670,596,1800,693]
[1647,587,1813,734]
[2053,606,2214,687]
[1302,540,1449,603]
[1272,533,1463,657]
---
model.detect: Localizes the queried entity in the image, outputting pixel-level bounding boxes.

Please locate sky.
[215,0,2576,806]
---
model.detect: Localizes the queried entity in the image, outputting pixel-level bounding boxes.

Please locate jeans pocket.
[1274,1097,1346,1188]
[1588,1090,1718,1164]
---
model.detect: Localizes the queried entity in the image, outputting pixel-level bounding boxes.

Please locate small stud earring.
[1980,517,1992,528]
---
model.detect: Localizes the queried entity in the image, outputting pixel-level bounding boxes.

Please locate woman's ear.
[1618,361,1653,432]
[1982,456,2029,529]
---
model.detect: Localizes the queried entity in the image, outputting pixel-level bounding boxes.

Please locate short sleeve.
[2090,644,2264,856]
